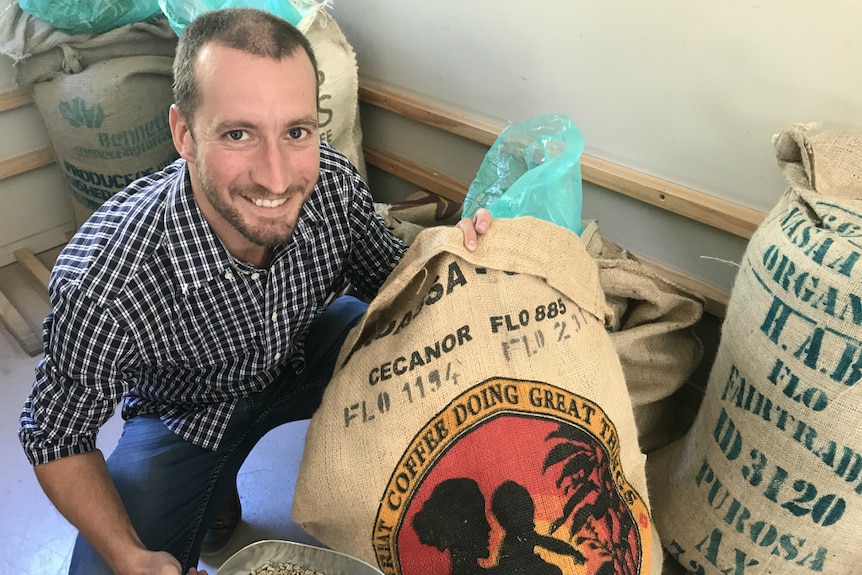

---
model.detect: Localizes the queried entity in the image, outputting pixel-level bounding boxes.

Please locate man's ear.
[169,104,195,162]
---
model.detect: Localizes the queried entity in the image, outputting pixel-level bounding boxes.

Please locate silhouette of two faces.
[413,478,584,575]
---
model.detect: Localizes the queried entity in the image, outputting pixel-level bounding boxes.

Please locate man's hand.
[132,550,185,574]
[32,452,196,575]
[456,207,492,252]
[137,550,210,575]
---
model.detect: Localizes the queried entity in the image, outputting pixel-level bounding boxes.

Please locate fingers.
[473,207,492,235]
[456,208,493,252]
[456,217,479,252]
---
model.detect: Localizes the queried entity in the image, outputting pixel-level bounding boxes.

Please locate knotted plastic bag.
[462,113,586,236]
[158,0,301,36]
[17,0,162,35]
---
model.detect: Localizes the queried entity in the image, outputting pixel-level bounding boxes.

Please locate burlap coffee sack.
[0,2,177,87]
[387,190,464,228]
[297,2,366,180]
[33,55,178,227]
[775,122,862,200]
[647,123,862,574]
[294,217,662,575]
[581,221,705,453]
[375,191,464,245]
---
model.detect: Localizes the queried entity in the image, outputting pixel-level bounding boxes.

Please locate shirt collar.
[162,161,324,290]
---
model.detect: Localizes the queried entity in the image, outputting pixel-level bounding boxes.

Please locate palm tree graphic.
[542,424,640,575]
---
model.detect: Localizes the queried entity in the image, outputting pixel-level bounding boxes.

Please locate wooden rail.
[2,84,764,239]
[1,89,49,354]
[362,142,730,317]
[0,87,33,113]
[363,144,468,204]
[0,89,53,182]
[14,248,51,291]
[357,80,738,316]
[359,79,765,240]
[0,85,731,317]
[0,147,55,181]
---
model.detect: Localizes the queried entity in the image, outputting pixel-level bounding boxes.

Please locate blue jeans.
[68,296,367,574]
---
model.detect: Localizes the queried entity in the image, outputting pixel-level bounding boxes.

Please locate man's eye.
[288,127,308,140]
[227,130,245,141]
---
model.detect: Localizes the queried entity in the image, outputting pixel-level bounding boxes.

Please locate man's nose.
[251,139,289,194]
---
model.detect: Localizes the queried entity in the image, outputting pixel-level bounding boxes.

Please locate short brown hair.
[173,7,319,130]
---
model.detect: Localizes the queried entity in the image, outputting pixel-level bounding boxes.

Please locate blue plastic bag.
[158,0,302,36]
[17,0,163,35]
[462,113,586,236]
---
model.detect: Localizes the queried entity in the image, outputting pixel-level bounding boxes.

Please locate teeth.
[252,197,287,208]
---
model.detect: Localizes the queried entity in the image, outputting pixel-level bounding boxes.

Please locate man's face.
[170,43,320,260]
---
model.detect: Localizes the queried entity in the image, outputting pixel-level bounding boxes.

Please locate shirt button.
[224,271,234,280]
[271,312,278,322]
[251,272,260,280]
[274,352,282,361]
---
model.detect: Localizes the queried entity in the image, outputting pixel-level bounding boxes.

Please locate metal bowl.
[215,540,384,575]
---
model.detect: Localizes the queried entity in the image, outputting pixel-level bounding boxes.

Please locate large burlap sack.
[647,123,862,575]
[0,2,177,87]
[0,3,178,226]
[297,1,366,180]
[32,54,178,226]
[378,204,705,450]
[581,221,705,453]
[294,218,662,575]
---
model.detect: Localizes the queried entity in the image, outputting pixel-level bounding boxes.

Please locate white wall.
[3,1,860,288]
[0,53,74,267]
[331,0,862,292]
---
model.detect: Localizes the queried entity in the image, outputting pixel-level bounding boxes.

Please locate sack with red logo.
[294,217,663,575]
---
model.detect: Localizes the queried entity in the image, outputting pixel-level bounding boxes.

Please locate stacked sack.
[581,221,704,454]
[0,2,179,227]
[374,191,465,245]
[648,123,862,574]
[293,0,367,181]
[293,217,664,575]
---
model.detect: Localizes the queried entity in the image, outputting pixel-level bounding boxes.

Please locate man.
[19,7,490,575]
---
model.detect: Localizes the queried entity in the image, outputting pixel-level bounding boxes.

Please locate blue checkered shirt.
[20,143,406,465]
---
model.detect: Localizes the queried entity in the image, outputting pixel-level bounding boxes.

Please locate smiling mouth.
[251,197,288,208]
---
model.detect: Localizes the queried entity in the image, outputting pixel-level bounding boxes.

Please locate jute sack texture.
[294,218,662,575]
[377,202,705,452]
[297,0,367,181]
[581,221,704,454]
[32,54,177,227]
[0,7,178,227]
[374,191,465,246]
[647,123,862,575]
[0,4,177,87]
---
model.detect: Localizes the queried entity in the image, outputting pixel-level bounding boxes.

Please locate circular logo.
[374,378,652,575]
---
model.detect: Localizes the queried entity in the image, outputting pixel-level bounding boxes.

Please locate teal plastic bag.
[462,113,585,236]
[158,0,302,36]
[17,0,162,35]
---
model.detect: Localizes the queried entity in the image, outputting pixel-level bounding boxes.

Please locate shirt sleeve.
[19,282,138,465]
[345,175,408,299]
